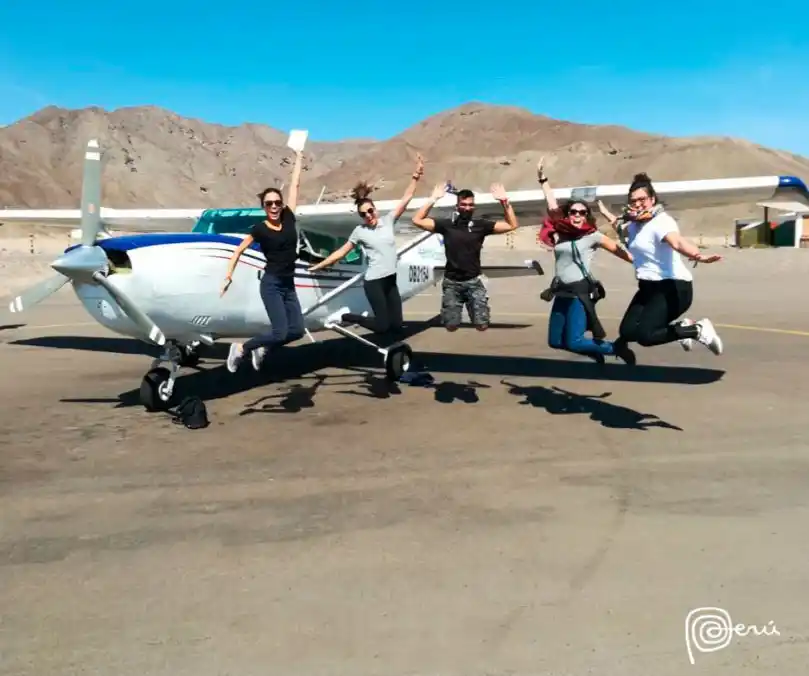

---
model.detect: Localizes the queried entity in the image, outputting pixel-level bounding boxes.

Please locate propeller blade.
[91,272,166,346]
[8,274,70,313]
[80,139,103,246]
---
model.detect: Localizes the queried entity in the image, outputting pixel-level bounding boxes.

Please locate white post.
[316,185,326,204]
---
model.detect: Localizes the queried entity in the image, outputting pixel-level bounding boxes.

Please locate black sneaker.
[613,341,636,365]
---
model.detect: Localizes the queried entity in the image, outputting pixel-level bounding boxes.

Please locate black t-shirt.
[250,208,298,276]
[433,216,496,281]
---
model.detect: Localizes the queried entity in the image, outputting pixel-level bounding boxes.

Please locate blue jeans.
[548,296,614,356]
[243,273,305,352]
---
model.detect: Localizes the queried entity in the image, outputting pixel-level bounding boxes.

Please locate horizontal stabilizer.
[433,260,545,281]
[480,260,545,278]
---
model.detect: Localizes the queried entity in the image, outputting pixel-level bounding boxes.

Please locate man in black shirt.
[411,182,518,330]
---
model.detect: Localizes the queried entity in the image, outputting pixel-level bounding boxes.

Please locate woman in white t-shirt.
[601,173,723,356]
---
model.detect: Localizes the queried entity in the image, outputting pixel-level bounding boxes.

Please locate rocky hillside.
[2,102,808,232]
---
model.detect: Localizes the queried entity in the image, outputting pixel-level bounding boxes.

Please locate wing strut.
[300,229,437,318]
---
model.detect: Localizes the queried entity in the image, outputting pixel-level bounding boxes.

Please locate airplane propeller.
[6,139,166,346]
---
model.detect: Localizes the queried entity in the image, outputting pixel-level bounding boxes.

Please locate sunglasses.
[263,199,283,207]
[360,207,375,217]
[569,208,588,216]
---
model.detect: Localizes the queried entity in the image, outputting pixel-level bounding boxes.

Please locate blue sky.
[1,0,808,157]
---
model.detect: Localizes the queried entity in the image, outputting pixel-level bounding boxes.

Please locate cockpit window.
[192,208,363,265]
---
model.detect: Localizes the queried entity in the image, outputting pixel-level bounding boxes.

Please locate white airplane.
[3,139,808,412]
[2,139,547,410]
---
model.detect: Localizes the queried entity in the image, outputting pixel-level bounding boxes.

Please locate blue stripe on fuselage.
[97,232,257,252]
[79,231,357,280]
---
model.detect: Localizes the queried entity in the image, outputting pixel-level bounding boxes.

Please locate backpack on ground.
[171,396,209,429]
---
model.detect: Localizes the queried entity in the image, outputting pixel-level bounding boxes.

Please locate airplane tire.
[384,342,413,381]
[140,367,174,412]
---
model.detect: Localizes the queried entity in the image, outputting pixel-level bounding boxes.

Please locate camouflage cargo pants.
[440,276,490,328]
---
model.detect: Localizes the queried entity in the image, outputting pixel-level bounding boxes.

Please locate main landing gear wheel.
[139,366,175,412]
[323,320,414,383]
[384,342,412,381]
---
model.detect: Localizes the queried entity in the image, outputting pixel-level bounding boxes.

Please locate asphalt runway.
[2,248,809,675]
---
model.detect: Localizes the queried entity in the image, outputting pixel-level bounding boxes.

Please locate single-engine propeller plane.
[3,139,808,412]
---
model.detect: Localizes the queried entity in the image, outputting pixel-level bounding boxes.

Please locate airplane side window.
[304,233,364,265]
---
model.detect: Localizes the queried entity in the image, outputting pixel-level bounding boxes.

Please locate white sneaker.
[251,346,266,371]
[679,317,695,351]
[695,318,723,355]
[226,343,243,372]
[326,306,351,326]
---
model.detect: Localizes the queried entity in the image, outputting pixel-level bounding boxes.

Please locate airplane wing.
[0,207,203,233]
[294,175,809,238]
[3,173,805,238]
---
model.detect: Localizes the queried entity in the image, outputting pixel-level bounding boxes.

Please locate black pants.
[618,279,699,347]
[243,273,305,352]
[342,273,403,335]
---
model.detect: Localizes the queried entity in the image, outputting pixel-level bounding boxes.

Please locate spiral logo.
[685,607,733,664]
[684,607,780,665]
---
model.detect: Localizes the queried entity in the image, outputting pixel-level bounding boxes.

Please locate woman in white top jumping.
[601,172,723,356]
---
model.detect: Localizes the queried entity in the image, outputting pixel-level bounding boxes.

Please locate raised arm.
[411,182,447,232]
[537,157,559,213]
[597,199,624,236]
[490,183,519,233]
[220,234,254,296]
[597,233,633,264]
[307,240,355,272]
[285,150,304,213]
[663,231,722,264]
[392,154,424,221]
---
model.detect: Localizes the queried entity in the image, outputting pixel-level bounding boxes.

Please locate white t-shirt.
[625,211,693,282]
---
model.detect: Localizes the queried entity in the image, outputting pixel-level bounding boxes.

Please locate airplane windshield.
[192,208,363,264]
[192,208,266,235]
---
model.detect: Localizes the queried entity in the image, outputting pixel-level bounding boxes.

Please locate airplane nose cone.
[51,244,108,280]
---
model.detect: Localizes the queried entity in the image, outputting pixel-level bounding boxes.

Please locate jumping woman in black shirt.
[220,148,305,372]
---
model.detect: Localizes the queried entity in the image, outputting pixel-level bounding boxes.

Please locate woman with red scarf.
[537,159,637,365]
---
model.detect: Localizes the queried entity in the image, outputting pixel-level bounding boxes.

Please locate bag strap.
[570,240,596,284]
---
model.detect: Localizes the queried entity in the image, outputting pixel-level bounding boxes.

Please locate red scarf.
[539,208,597,247]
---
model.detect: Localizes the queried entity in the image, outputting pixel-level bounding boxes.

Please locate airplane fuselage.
[69,232,442,345]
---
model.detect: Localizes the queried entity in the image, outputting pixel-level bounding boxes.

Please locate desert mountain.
[2,102,808,232]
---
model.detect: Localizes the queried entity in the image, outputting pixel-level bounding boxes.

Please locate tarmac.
[2,245,809,675]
